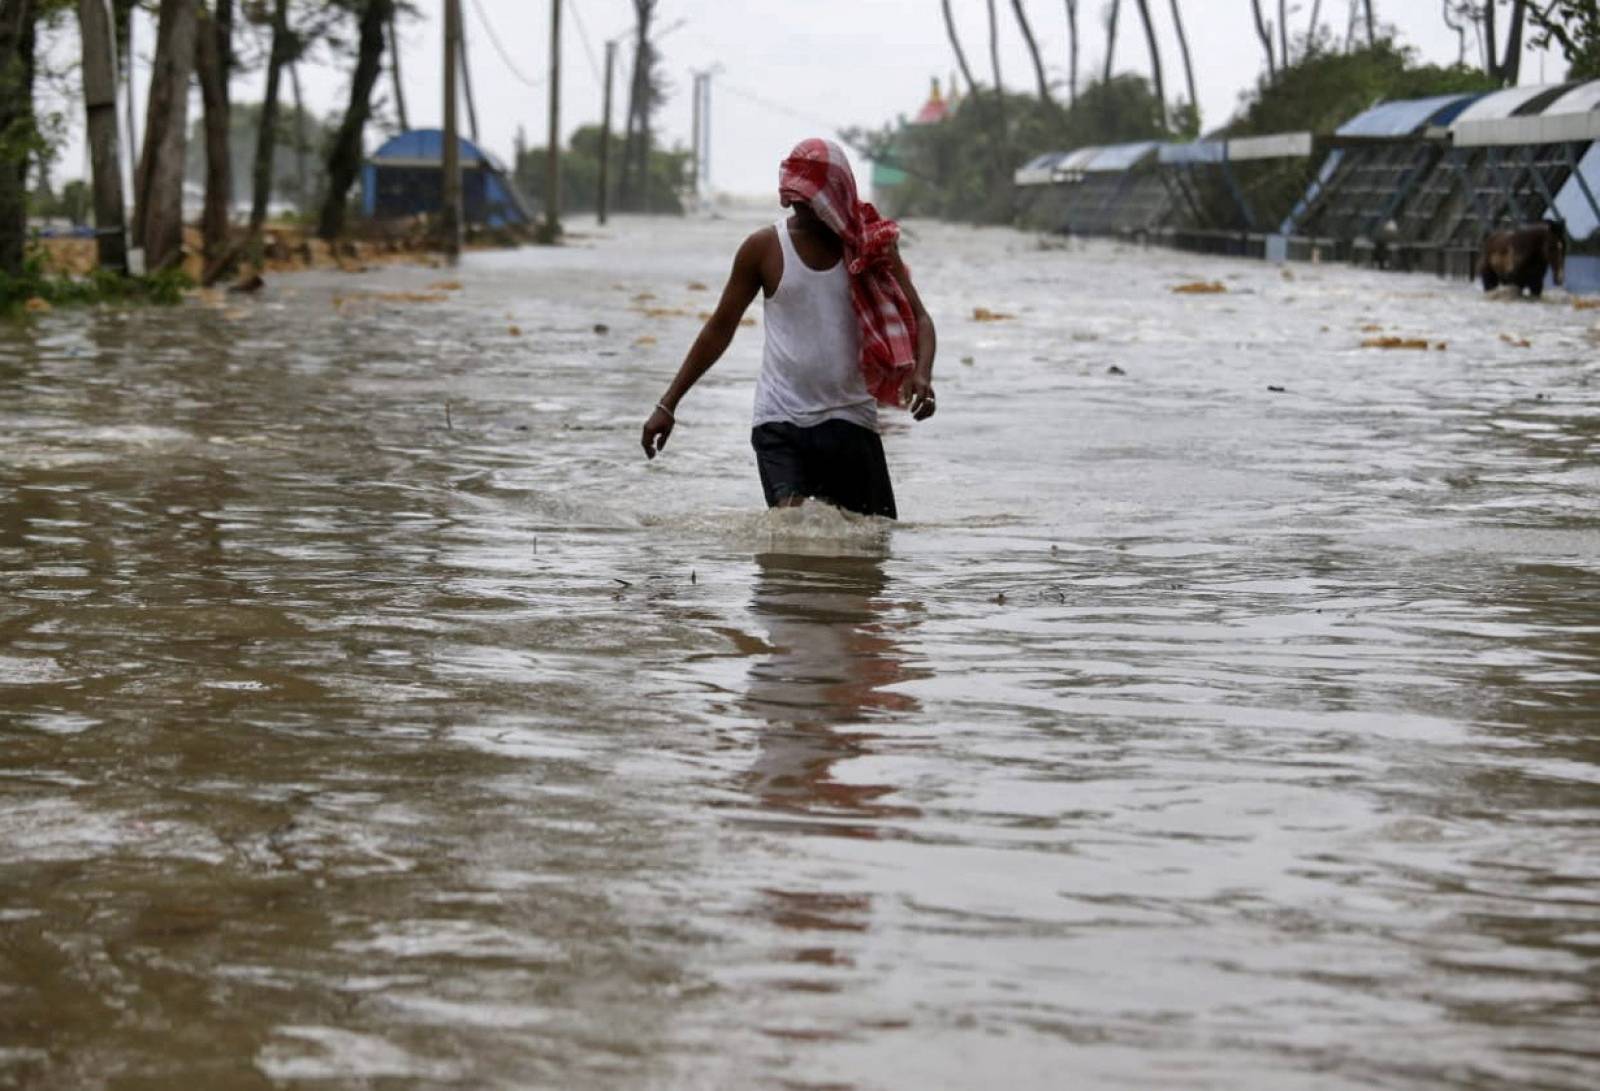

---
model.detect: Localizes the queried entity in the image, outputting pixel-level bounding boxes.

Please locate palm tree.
[942,0,980,97]
[1011,0,1054,104]
[1167,0,1196,119]
[986,0,1004,93]
[1063,0,1079,104]
[1251,0,1277,81]
[1103,0,1121,84]
[1131,0,1166,124]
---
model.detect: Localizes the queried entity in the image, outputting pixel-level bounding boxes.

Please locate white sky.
[37,1,1566,199]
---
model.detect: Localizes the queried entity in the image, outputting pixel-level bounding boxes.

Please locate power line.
[717,79,841,135]
[466,0,546,89]
[566,0,604,88]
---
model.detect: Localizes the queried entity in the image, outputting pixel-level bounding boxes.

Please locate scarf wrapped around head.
[778,138,918,407]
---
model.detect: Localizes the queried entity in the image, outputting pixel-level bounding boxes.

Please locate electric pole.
[690,71,702,206]
[544,0,561,240]
[442,0,462,258]
[598,38,615,225]
[77,0,128,273]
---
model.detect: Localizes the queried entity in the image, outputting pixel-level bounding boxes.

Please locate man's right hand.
[641,407,675,460]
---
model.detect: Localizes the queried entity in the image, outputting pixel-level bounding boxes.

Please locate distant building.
[872,77,957,202]
[361,130,533,228]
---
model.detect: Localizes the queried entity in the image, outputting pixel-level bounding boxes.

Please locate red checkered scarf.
[778,138,917,407]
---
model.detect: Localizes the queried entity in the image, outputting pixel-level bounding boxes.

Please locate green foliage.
[514,125,691,216]
[848,76,1172,224]
[1528,0,1600,79]
[1226,40,1497,139]
[0,250,190,317]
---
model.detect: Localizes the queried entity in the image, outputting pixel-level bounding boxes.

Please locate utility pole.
[77,0,128,273]
[544,0,561,240]
[597,38,615,225]
[441,0,462,258]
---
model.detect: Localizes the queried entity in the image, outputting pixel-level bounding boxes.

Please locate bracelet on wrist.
[655,401,676,421]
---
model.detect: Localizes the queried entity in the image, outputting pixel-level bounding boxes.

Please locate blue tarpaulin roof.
[362,129,531,228]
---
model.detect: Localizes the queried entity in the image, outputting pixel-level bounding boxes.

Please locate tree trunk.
[0,0,36,278]
[133,0,197,272]
[1010,0,1053,103]
[1279,0,1289,67]
[1251,0,1277,82]
[78,0,129,274]
[1103,0,1121,84]
[1167,0,1197,118]
[458,21,478,144]
[1489,0,1528,85]
[1064,0,1078,104]
[317,0,392,240]
[195,0,232,277]
[1132,0,1166,123]
[942,0,980,97]
[249,0,290,233]
[388,13,408,131]
[620,1,654,211]
[986,0,1003,92]
[289,61,308,216]
[1365,0,1376,46]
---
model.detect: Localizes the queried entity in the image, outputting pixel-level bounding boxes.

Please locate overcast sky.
[39,1,1566,199]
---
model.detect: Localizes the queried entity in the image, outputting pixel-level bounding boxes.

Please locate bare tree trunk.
[77,0,128,274]
[317,0,392,240]
[1279,0,1289,67]
[249,0,290,234]
[1489,0,1527,85]
[1252,0,1277,81]
[1365,0,1375,45]
[1308,0,1323,46]
[1010,0,1053,103]
[388,13,408,131]
[942,0,980,97]
[195,0,233,277]
[1132,0,1166,122]
[986,0,1004,92]
[1168,0,1197,116]
[1103,0,1121,84]
[1064,0,1078,104]
[0,0,36,278]
[290,61,309,216]
[619,0,654,211]
[133,0,197,272]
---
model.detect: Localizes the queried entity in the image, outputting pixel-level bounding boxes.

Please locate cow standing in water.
[1479,221,1567,298]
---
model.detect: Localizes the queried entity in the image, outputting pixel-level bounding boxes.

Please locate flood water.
[2,215,1598,1089]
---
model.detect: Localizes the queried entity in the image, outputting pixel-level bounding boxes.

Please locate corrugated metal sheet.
[1158,141,1225,165]
[1337,93,1479,137]
[1547,80,1600,115]
[1084,141,1159,173]
[1450,84,1565,126]
[1455,110,1600,147]
[1553,143,1600,241]
[1228,132,1314,161]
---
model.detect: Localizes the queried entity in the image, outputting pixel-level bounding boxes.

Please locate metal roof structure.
[1082,142,1161,173]
[1336,93,1482,137]
[1450,84,1567,126]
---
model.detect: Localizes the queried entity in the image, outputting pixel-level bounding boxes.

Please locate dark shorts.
[751,419,897,519]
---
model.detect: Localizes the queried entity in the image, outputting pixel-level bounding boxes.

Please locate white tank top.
[752,219,877,431]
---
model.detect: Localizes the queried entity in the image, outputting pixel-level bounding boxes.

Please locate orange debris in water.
[1171,281,1227,295]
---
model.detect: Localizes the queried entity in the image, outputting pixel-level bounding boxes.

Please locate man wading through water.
[640,139,937,519]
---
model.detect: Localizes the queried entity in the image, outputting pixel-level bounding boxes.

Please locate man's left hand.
[905,372,936,422]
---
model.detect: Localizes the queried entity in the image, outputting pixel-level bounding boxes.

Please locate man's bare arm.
[890,246,938,421]
[641,231,768,459]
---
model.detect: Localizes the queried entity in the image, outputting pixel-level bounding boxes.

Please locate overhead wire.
[465,0,546,89]
[565,0,604,88]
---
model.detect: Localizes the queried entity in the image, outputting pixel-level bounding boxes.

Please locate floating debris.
[1360,323,1384,332]
[1171,281,1226,295]
[1500,333,1532,348]
[1361,336,1432,350]
[593,323,610,335]
[1573,298,1600,311]
[22,296,51,314]
[1267,384,1286,393]
[960,355,975,366]
[687,281,709,291]
[1106,365,1126,376]
[508,325,522,337]
[633,335,657,347]
[632,292,657,303]
[972,306,1015,321]
[428,279,463,291]
[333,290,448,308]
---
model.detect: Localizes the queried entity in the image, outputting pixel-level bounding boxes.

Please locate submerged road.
[1,216,1597,1089]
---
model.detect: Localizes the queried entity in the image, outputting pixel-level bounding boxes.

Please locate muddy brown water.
[2,216,1597,1089]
